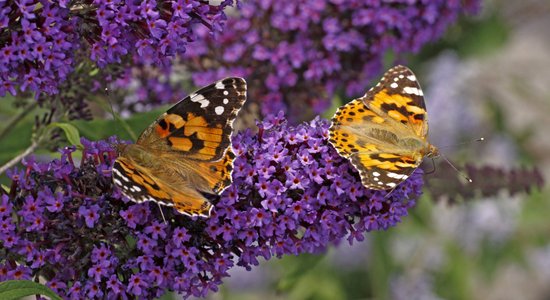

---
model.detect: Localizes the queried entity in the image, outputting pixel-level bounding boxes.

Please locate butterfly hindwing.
[112,157,173,206]
[329,99,388,157]
[348,152,420,189]
[112,157,213,217]
[195,148,236,194]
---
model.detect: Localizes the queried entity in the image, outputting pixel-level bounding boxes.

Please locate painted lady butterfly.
[329,65,438,190]
[112,78,247,217]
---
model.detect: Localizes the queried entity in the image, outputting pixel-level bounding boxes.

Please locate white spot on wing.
[390,82,398,89]
[372,171,380,177]
[215,106,225,115]
[223,90,229,96]
[386,182,397,187]
[407,75,416,81]
[129,185,142,192]
[190,93,210,108]
[223,98,229,104]
[387,172,408,180]
[215,81,225,89]
[403,86,423,96]
[120,174,130,182]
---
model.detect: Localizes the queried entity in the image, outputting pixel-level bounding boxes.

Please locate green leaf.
[48,122,82,148]
[277,253,325,292]
[89,68,99,76]
[367,231,395,300]
[72,108,164,142]
[435,243,473,300]
[0,280,63,300]
[276,253,346,300]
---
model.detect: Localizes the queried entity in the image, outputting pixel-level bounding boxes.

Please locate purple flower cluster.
[109,65,187,114]
[0,0,236,97]
[0,114,423,299]
[184,0,481,122]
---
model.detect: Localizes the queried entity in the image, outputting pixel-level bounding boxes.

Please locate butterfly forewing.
[365,65,428,138]
[138,77,247,162]
[329,65,435,190]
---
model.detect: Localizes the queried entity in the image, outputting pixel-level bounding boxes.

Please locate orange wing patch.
[368,89,427,136]
[170,186,212,217]
[195,148,236,194]
[329,99,384,157]
[155,113,186,138]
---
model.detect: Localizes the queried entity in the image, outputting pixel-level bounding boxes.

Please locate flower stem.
[0,140,39,175]
[0,101,38,142]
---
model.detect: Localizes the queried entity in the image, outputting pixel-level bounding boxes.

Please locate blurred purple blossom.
[0,114,423,298]
[185,0,481,122]
[0,0,237,98]
[109,65,188,115]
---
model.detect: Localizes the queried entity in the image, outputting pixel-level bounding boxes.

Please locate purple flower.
[7,265,32,280]
[136,234,157,253]
[185,0,481,122]
[91,244,112,264]
[67,281,83,299]
[86,281,103,299]
[87,263,108,282]
[172,227,190,245]
[1,115,424,299]
[45,197,63,213]
[120,203,150,229]
[0,0,237,99]
[0,195,12,216]
[26,214,46,232]
[78,204,101,228]
[128,273,148,296]
[1,232,18,248]
[46,279,67,295]
[106,275,124,297]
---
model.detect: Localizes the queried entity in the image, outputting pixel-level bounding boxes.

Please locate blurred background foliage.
[1,0,549,299]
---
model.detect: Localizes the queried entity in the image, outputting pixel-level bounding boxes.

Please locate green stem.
[0,101,38,141]
[0,140,39,175]
[94,94,138,141]
[0,122,51,175]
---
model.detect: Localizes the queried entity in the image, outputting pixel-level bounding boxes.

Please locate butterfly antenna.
[440,153,472,183]
[439,137,485,150]
[104,86,138,141]
[105,87,122,136]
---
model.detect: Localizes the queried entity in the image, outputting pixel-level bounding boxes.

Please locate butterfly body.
[112,78,246,217]
[329,65,438,190]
